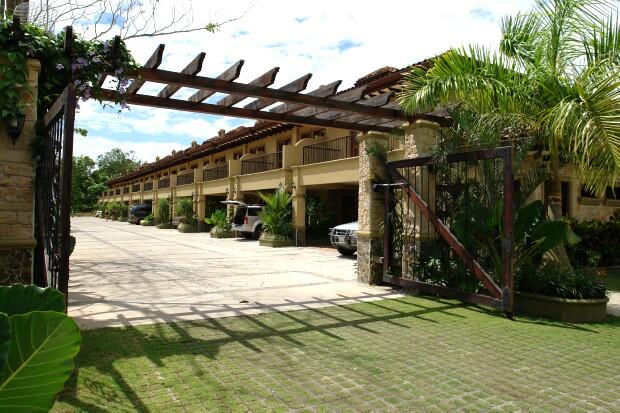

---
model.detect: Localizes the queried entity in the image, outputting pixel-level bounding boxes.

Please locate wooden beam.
[217,67,279,107]
[316,92,393,120]
[291,86,367,118]
[127,44,165,94]
[270,80,341,114]
[124,68,417,121]
[188,60,244,103]
[157,52,206,99]
[97,89,394,132]
[244,73,312,111]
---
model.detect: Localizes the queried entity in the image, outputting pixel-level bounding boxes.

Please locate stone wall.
[0,59,40,285]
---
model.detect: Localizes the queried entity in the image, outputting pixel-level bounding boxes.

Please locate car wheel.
[337,246,355,256]
[253,225,263,240]
[243,233,253,239]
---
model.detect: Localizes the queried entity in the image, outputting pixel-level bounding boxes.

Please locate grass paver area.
[53,295,620,412]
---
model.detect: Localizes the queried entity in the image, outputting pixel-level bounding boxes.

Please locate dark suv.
[128,204,152,224]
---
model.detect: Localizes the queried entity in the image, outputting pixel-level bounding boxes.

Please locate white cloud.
[73,135,186,163]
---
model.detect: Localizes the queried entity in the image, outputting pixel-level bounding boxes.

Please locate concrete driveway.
[69,217,400,329]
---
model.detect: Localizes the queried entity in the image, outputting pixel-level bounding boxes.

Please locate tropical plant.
[141,213,154,225]
[0,284,81,411]
[205,209,231,231]
[176,198,195,222]
[258,187,292,238]
[566,216,620,267]
[517,262,607,299]
[305,197,334,239]
[398,0,620,213]
[453,200,581,284]
[157,198,171,224]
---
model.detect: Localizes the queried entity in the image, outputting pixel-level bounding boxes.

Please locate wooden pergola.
[97,43,450,133]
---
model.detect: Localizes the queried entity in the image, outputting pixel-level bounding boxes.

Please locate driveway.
[69,217,400,329]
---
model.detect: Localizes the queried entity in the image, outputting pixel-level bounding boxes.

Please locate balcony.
[203,165,228,181]
[302,135,358,165]
[144,182,153,191]
[241,152,282,175]
[159,178,170,189]
[132,184,140,192]
[177,173,194,186]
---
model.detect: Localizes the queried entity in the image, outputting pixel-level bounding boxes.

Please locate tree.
[95,148,140,181]
[398,0,620,219]
[2,0,248,40]
[71,155,95,211]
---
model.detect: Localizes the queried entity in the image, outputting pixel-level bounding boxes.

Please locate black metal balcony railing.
[177,173,194,185]
[302,135,358,165]
[132,184,140,192]
[241,152,282,174]
[159,178,170,189]
[115,189,120,195]
[144,182,153,191]
[203,165,228,181]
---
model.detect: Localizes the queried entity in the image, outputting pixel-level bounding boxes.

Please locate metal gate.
[381,146,514,316]
[34,84,76,301]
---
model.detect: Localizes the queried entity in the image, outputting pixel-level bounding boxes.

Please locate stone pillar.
[402,120,440,276]
[356,132,389,284]
[0,59,40,285]
[292,184,306,246]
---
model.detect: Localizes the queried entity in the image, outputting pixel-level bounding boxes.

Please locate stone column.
[356,132,389,284]
[292,183,306,246]
[402,120,440,276]
[0,59,40,285]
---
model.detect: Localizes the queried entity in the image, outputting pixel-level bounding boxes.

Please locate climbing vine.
[0,17,138,124]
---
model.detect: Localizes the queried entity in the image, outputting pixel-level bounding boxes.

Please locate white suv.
[329,221,358,256]
[223,201,264,240]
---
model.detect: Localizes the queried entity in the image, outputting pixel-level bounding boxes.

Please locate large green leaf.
[0,284,65,316]
[0,311,81,412]
[532,220,581,254]
[0,313,8,373]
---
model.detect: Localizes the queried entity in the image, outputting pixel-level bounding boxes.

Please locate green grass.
[52,296,620,412]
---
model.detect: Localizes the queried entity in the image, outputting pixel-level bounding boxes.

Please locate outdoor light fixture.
[3,113,25,145]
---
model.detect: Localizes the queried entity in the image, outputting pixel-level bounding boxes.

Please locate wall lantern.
[3,113,25,145]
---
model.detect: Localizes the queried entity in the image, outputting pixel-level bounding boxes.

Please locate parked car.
[329,221,358,256]
[128,204,152,224]
[223,201,264,239]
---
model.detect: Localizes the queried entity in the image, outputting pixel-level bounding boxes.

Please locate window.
[215,156,226,164]
[249,145,265,154]
[580,185,598,199]
[233,151,243,160]
[561,181,570,218]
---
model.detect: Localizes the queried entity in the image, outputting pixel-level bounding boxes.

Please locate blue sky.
[73,0,535,162]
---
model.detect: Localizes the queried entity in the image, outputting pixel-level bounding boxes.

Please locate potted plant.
[258,187,294,247]
[156,198,174,229]
[205,209,235,238]
[140,213,155,226]
[176,198,198,233]
[453,200,609,323]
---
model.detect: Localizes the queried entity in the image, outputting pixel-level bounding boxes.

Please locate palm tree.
[398,0,620,219]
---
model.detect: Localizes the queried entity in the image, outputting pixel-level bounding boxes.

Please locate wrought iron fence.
[159,178,170,188]
[203,164,228,181]
[241,152,282,174]
[302,135,358,165]
[144,182,153,191]
[382,147,514,314]
[34,84,76,299]
[177,173,194,185]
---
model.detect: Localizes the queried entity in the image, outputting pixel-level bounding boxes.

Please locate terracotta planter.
[514,292,609,323]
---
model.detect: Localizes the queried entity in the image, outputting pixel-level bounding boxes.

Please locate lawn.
[603,267,620,292]
[53,296,620,412]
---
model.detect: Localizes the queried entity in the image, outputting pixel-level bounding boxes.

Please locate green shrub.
[205,209,231,231]
[143,213,154,224]
[176,198,195,222]
[0,285,81,411]
[305,196,335,239]
[259,187,292,238]
[517,262,607,299]
[567,217,620,267]
[158,198,171,224]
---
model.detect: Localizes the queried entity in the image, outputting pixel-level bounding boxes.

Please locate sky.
[72,0,535,163]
